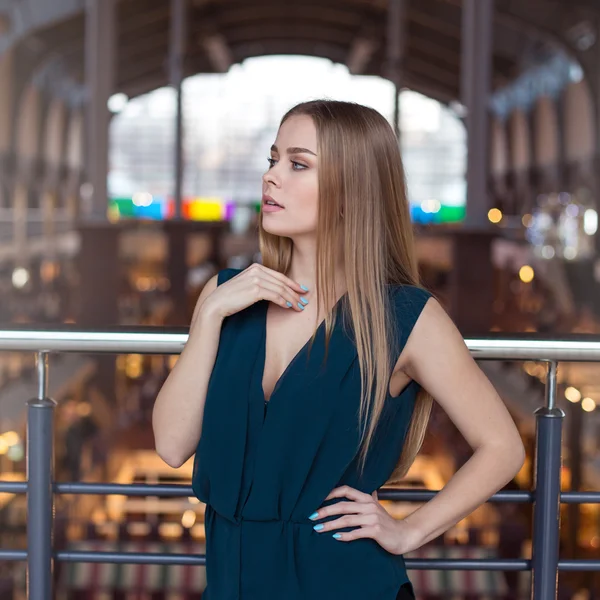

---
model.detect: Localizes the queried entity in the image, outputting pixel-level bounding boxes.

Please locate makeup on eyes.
[267,157,308,170]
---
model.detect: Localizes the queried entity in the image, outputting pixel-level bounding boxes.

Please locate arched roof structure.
[2,0,598,108]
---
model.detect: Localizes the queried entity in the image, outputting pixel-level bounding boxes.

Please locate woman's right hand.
[202,263,308,320]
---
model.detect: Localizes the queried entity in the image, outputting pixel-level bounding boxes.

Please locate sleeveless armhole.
[393,284,433,352]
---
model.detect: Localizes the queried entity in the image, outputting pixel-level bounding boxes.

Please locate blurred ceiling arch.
[0,0,598,107]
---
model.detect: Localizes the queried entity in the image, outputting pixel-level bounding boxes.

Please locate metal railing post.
[531,361,564,600]
[26,352,56,600]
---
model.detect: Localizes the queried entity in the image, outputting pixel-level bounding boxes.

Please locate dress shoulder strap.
[391,284,434,350]
[217,267,243,287]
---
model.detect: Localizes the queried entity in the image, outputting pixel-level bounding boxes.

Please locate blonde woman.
[153,99,525,599]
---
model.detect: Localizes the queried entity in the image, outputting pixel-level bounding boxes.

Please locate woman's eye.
[266,157,306,170]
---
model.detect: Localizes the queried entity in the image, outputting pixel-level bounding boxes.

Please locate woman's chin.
[262,217,288,234]
[262,215,315,238]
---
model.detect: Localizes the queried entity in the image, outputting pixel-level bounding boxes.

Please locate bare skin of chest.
[262,304,413,402]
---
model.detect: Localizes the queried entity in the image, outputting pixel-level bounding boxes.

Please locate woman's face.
[261,114,319,237]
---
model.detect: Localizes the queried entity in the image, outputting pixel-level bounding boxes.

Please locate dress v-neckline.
[259,293,348,405]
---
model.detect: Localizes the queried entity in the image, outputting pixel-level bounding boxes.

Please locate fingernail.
[309,512,319,520]
[333,533,342,539]
[300,296,309,305]
[300,284,309,291]
[313,524,324,531]
[286,301,293,308]
[297,302,305,310]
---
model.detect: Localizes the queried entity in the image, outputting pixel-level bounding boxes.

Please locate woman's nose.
[263,169,279,187]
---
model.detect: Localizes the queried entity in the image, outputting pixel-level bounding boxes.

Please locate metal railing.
[1,328,600,599]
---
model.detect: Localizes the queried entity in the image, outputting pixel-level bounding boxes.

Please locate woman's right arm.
[152,264,307,468]
[152,273,223,468]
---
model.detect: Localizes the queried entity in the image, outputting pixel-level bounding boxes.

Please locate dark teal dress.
[192,267,432,599]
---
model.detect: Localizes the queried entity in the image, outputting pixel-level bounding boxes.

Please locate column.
[164,0,188,323]
[85,0,115,220]
[444,0,495,334]
[526,107,539,215]
[13,180,28,268]
[386,0,406,140]
[164,221,188,325]
[83,0,118,401]
[554,91,568,192]
[76,222,120,402]
[170,0,186,220]
[461,0,493,228]
[448,230,495,334]
[593,37,600,255]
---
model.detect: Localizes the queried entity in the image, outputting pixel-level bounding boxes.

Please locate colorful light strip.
[108,197,465,224]
[108,196,236,222]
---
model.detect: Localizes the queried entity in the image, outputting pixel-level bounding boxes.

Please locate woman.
[153,99,525,600]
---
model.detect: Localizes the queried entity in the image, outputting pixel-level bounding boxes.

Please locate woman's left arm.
[398,297,526,549]
[312,298,525,554]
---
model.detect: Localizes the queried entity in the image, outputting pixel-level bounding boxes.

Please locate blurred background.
[0,0,600,598]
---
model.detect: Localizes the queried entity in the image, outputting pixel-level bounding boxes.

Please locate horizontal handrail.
[0,481,27,493]
[0,327,189,354]
[1,327,600,360]
[0,547,596,571]
[57,551,205,565]
[52,554,533,571]
[2,482,599,504]
[0,482,534,500]
[0,550,27,561]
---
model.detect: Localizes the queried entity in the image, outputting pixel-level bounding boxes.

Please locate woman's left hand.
[310,485,423,555]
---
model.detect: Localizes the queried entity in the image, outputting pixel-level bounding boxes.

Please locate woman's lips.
[263,203,285,212]
[262,194,285,211]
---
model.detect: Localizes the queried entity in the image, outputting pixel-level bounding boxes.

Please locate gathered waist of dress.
[240,515,317,526]
[208,493,357,529]
[238,499,350,527]
[207,501,320,527]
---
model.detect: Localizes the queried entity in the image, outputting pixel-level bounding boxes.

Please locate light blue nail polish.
[313,524,324,531]
[300,296,308,305]
[309,512,319,520]
[298,302,305,310]
[333,533,342,539]
[286,301,293,308]
[300,284,309,291]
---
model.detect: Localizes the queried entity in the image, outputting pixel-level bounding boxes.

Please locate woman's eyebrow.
[271,144,317,156]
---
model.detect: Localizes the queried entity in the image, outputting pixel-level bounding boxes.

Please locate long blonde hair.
[258,99,433,484]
